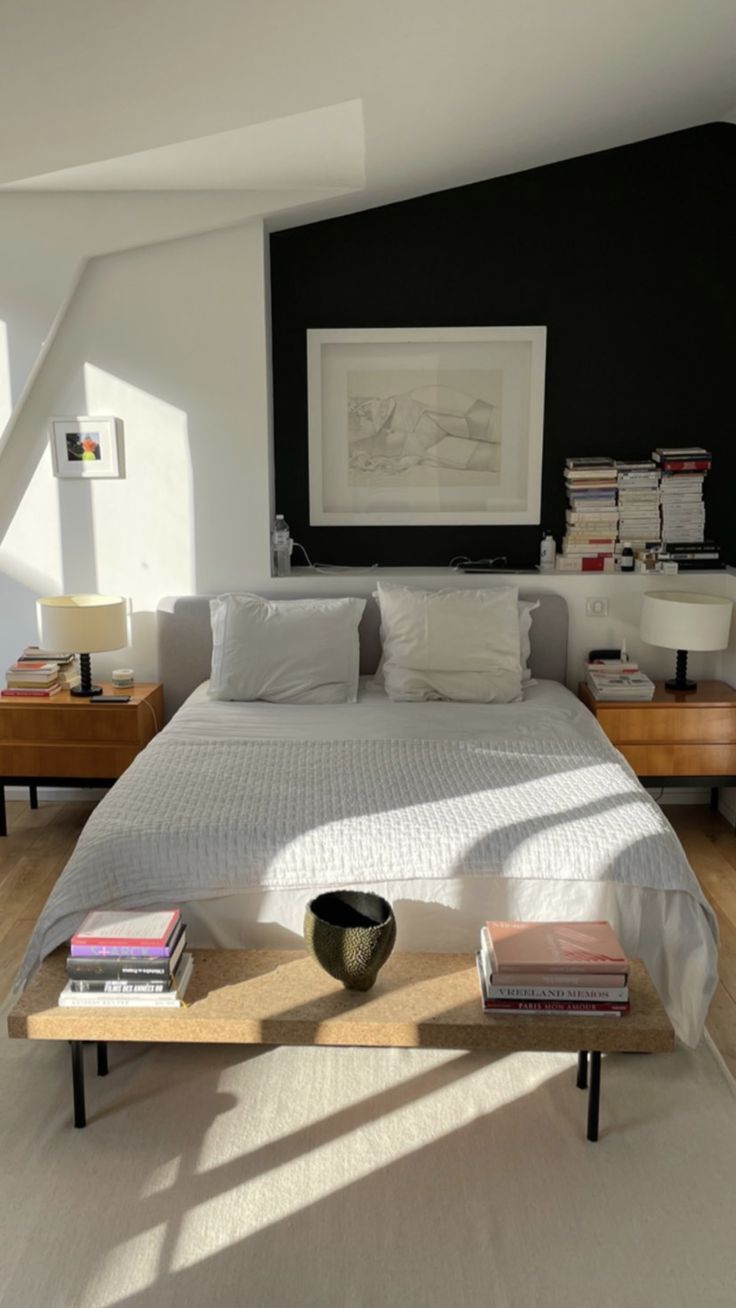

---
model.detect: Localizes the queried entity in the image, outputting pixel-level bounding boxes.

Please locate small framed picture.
[50,416,124,479]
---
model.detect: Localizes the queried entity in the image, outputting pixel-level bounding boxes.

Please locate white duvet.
[19,680,718,1045]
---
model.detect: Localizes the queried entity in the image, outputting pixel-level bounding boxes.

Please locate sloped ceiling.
[1,101,366,194]
[1,0,734,456]
[0,0,734,222]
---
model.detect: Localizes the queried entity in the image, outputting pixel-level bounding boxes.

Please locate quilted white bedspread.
[20,682,718,1043]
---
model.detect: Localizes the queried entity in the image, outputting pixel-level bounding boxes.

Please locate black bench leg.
[587,1051,602,1142]
[0,784,6,837]
[29,784,38,810]
[70,1041,86,1128]
[576,1050,588,1089]
[711,787,719,812]
[97,1042,108,1077]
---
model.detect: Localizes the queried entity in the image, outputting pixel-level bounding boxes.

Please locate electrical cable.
[449,555,509,570]
[292,541,378,573]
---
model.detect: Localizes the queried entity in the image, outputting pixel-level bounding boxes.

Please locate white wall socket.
[586,597,609,617]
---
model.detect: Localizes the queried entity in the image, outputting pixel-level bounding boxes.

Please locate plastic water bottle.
[272,514,292,577]
[539,530,556,571]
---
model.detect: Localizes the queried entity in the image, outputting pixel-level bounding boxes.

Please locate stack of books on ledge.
[559,457,618,572]
[615,459,661,553]
[585,655,655,701]
[476,921,630,1017]
[657,540,723,570]
[59,909,192,1007]
[655,447,711,546]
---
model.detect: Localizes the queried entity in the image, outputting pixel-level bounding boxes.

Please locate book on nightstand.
[1,685,63,697]
[588,669,656,701]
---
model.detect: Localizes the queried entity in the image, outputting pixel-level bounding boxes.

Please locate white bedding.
[18,679,718,1045]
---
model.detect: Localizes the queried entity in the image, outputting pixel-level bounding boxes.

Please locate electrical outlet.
[586,597,609,618]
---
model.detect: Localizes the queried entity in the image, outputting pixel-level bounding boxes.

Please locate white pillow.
[374,595,539,686]
[519,598,540,683]
[375,582,522,702]
[208,593,366,703]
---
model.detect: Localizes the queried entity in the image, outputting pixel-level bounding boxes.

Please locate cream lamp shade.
[640,591,732,692]
[37,594,128,697]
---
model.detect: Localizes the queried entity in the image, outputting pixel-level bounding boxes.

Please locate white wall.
[0,191,308,445]
[0,220,272,681]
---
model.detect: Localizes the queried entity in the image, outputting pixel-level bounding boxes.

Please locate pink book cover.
[72,909,180,948]
[484,921,627,974]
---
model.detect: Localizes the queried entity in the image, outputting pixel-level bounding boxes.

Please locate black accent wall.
[271,124,735,567]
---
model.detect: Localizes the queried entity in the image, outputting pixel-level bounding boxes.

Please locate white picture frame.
[50,416,124,479]
[307,326,546,526]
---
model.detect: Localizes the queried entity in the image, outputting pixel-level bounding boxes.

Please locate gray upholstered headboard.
[157,589,569,721]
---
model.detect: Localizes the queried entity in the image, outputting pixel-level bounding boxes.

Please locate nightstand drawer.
[595,705,736,745]
[618,743,736,776]
[0,742,144,779]
[0,705,145,744]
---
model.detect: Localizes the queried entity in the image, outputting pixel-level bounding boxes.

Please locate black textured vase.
[304,891,397,991]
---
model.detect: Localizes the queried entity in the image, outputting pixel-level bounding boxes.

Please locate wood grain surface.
[578,681,736,777]
[0,683,163,779]
[8,950,673,1054]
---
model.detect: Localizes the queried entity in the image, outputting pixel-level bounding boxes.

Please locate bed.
[18,590,718,1046]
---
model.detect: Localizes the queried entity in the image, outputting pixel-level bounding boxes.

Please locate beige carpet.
[1,1021,735,1308]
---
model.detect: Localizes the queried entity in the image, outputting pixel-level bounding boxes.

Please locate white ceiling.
[0,0,734,223]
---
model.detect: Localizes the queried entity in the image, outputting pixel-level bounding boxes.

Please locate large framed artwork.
[307,326,546,526]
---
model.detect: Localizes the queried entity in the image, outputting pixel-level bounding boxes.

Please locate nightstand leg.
[29,784,38,810]
[70,1041,86,1128]
[710,787,719,812]
[0,785,6,837]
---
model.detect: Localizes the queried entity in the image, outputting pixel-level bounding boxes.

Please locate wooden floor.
[1,797,735,1075]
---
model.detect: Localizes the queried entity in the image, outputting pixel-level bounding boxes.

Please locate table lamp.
[36,594,128,697]
[640,591,732,692]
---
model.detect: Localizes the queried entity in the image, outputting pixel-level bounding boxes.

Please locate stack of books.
[615,460,661,552]
[654,447,711,546]
[58,909,193,1007]
[2,646,78,698]
[657,540,722,570]
[585,656,655,701]
[476,920,630,1016]
[3,660,63,698]
[559,458,618,572]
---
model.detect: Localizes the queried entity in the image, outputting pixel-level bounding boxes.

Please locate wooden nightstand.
[0,682,163,836]
[578,679,736,805]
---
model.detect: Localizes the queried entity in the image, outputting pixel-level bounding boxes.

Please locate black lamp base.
[70,652,102,697]
[664,649,697,693]
[664,676,696,693]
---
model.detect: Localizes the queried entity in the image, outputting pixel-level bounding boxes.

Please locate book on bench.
[70,909,182,958]
[59,953,193,1007]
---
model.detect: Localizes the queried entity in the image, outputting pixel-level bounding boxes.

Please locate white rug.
[1,1025,735,1308]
